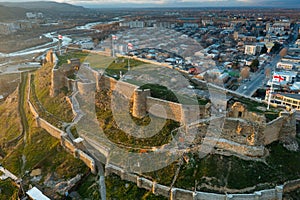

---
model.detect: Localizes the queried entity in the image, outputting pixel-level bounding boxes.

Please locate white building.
[183,23,199,28]
[244,43,264,55]
[81,42,94,50]
[119,21,145,28]
[270,71,297,84]
[244,45,257,55]
[26,187,50,200]
[276,62,294,70]
[26,12,43,19]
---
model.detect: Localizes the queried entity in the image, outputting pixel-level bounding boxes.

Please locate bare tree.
[240,67,250,79]
[279,47,288,58]
[265,68,271,79]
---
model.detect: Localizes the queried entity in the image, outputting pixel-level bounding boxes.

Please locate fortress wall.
[93,70,101,91]
[27,100,39,118]
[65,96,77,117]
[105,164,126,179]
[171,188,194,200]
[96,74,210,124]
[45,50,55,63]
[77,82,96,95]
[38,118,63,140]
[279,111,296,138]
[264,117,284,145]
[146,97,183,122]
[76,149,96,174]
[138,177,153,191]
[202,137,265,157]
[153,183,170,197]
[82,49,111,57]
[194,192,225,200]
[113,80,138,98]
[99,76,118,91]
[61,136,76,154]
[65,77,77,92]
[50,69,66,97]
[105,162,284,200]
[122,172,138,183]
[221,118,260,146]
[181,104,202,124]
[216,139,265,157]
[132,89,151,118]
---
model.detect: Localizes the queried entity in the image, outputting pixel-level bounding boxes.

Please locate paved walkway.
[0,166,18,181]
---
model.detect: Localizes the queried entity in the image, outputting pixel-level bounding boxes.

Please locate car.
[243,86,247,90]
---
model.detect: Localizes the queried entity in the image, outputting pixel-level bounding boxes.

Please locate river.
[0,20,118,58]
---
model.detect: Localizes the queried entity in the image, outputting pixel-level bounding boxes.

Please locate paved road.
[236,55,280,97]
[236,24,299,97]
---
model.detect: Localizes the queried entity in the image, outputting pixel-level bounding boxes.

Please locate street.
[236,24,299,97]
[236,55,281,97]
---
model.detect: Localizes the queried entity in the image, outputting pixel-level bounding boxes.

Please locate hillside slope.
[0,1,88,17]
[0,5,27,21]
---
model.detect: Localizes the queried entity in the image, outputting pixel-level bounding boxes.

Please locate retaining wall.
[105,163,285,200]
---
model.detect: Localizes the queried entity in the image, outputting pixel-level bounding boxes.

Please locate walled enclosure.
[27,50,300,200]
[48,50,297,156]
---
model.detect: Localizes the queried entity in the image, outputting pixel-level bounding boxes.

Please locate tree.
[279,47,288,58]
[232,61,240,70]
[240,67,250,79]
[265,68,271,79]
[260,45,268,54]
[250,59,259,72]
[270,42,282,54]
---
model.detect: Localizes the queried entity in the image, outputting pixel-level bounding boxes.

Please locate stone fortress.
[48,49,297,158]
[29,50,300,200]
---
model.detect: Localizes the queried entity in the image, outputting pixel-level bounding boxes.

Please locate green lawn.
[95,90,180,149]
[3,70,88,182]
[77,173,168,200]
[106,174,167,200]
[140,83,208,105]
[57,51,90,67]
[0,93,21,149]
[34,63,74,124]
[144,141,300,193]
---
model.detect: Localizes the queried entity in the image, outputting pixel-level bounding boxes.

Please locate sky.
[0,0,299,8]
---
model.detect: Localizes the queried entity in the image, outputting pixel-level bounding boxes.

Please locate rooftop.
[26,187,50,200]
[278,93,300,100]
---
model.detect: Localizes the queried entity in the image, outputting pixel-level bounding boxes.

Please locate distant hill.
[0,5,28,21]
[0,1,88,17]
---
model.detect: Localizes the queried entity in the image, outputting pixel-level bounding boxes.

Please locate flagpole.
[112,36,115,57]
[128,57,130,71]
[267,78,273,110]
[267,68,277,110]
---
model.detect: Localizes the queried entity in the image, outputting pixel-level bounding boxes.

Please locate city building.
[266,92,300,110]
[277,61,294,70]
[119,21,145,28]
[244,44,264,55]
[267,71,297,86]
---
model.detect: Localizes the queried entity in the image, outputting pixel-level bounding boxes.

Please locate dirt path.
[18,72,29,174]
